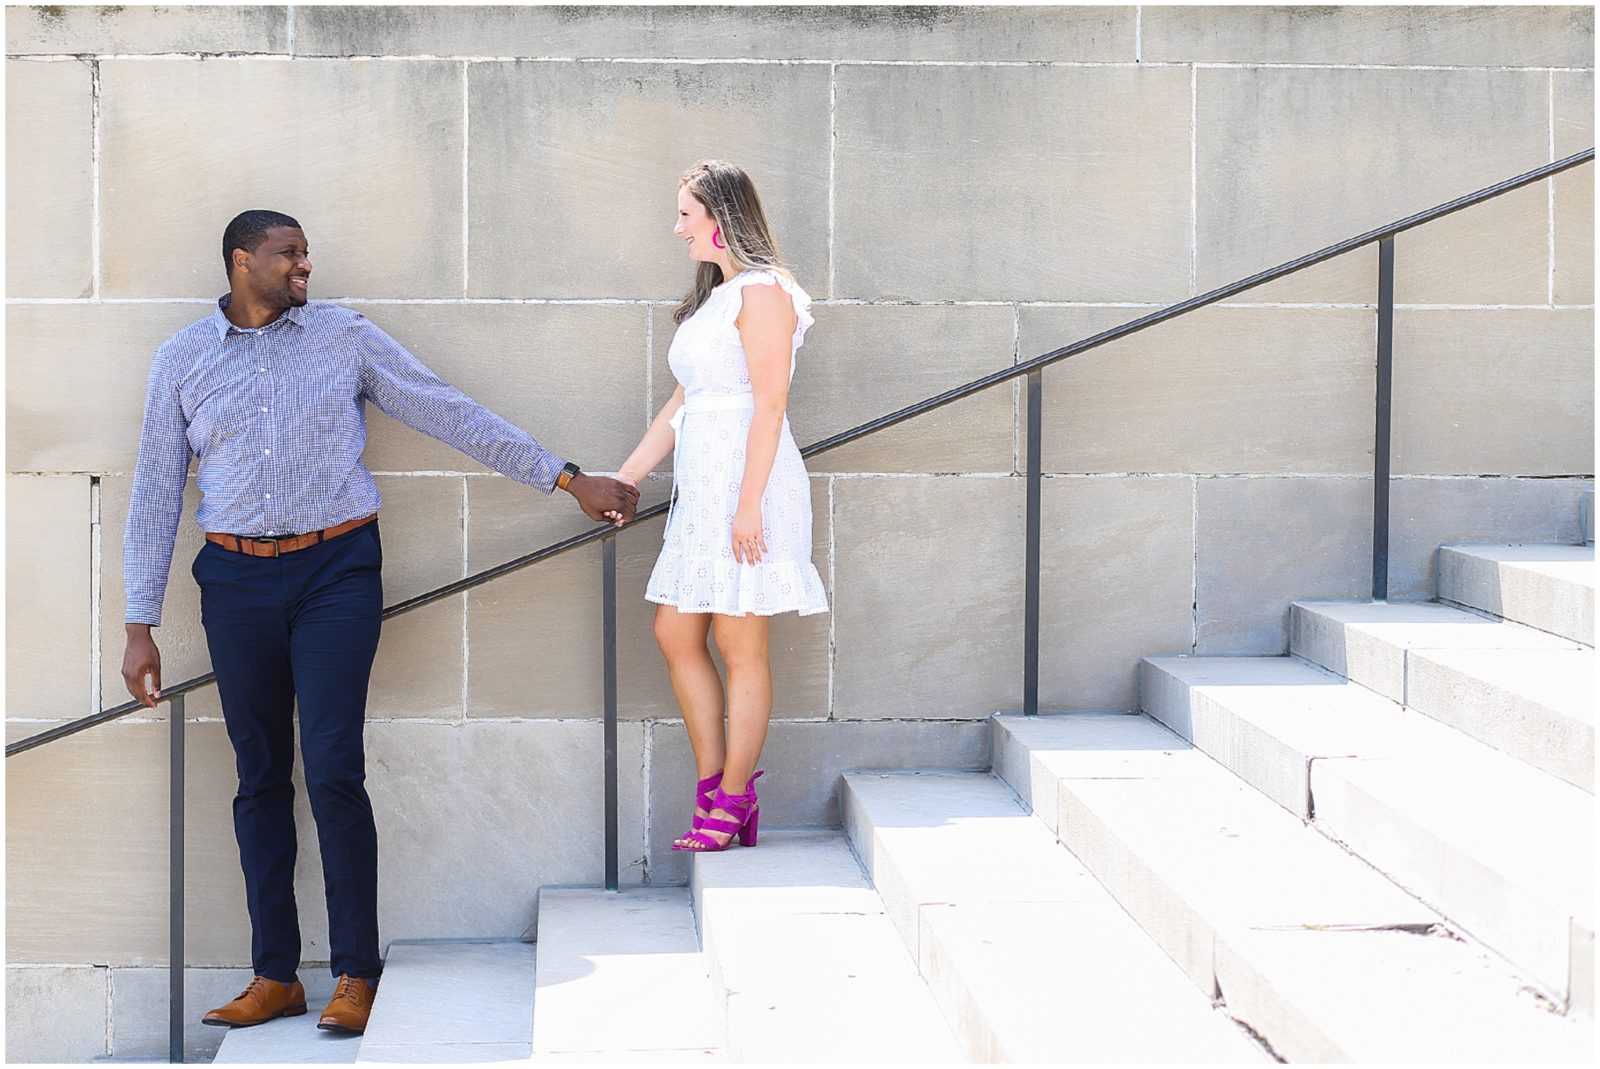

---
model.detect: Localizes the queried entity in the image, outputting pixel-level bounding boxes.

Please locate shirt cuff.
[125,602,163,627]
[537,453,567,495]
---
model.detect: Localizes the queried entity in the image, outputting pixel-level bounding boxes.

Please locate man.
[121,210,637,1034]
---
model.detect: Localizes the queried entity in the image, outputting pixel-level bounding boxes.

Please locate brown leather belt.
[206,514,376,558]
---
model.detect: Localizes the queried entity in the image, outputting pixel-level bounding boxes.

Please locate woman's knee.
[654,608,708,662]
[712,618,769,669]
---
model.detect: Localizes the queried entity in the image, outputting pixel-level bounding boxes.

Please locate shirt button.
[264,493,271,499]
[263,449,271,456]
[260,406,268,413]
[258,367,266,373]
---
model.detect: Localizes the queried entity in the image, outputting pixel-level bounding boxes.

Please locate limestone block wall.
[5,6,1594,1060]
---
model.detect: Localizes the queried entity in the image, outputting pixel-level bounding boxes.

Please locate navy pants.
[193,520,384,983]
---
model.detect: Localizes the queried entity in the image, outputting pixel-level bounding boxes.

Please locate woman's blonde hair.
[673,160,795,324]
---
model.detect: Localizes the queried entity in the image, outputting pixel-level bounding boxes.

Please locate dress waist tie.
[665,394,758,540]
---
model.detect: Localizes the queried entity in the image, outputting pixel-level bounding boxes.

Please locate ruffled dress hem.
[645,549,830,618]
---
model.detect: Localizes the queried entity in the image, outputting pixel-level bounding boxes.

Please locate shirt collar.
[213,293,309,339]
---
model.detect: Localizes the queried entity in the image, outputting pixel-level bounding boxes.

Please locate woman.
[612,159,829,853]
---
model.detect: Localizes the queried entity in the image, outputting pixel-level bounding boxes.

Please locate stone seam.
[1548,69,1557,307]
[9,55,1594,72]
[89,57,100,299]
[9,714,1003,727]
[1189,63,1199,296]
[825,63,838,299]
[1011,303,1021,475]
[827,474,837,720]
[1191,473,1200,653]
[13,472,1594,481]
[640,716,654,882]
[89,476,101,716]
[9,299,1592,310]
[460,475,470,724]
[103,963,113,1056]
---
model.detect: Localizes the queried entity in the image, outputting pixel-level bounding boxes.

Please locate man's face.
[238,226,312,308]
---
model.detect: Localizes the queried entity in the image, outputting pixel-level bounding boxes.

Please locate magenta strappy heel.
[669,770,725,850]
[690,770,723,834]
[672,770,764,852]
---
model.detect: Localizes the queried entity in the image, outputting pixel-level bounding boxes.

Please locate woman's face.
[675,185,720,263]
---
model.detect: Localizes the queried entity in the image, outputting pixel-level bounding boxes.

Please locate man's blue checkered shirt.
[124,296,567,626]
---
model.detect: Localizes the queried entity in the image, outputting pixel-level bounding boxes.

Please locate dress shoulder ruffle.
[725,269,815,346]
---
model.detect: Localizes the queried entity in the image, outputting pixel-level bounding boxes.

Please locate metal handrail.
[802,149,1596,454]
[8,148,1590,760]
[6,149,1592,1063]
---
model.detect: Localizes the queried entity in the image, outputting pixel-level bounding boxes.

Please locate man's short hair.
[222,210,302,279]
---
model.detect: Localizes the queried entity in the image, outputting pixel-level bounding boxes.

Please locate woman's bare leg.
[710,613,772,801]
[654,605,725,841]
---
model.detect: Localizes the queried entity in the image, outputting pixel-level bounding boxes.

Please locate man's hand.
[567,472,639,526]
[122,624,163,709]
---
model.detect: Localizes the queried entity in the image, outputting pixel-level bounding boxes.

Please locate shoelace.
[237,977,274,1004]
[333,976,367,1005]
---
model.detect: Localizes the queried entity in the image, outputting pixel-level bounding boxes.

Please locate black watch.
[556,462,581,492]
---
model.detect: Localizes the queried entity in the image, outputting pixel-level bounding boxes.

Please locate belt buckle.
[253,535,282,558]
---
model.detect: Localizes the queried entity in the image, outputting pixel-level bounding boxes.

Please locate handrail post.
[1372,237,1395,602]
[601,536,620,892]
[168,693,185,1064]
[1024,370,1043,716]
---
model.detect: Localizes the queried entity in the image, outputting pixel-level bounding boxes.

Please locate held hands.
[603,472,640,527]
[731,503,767,564]
[567,471,639,527]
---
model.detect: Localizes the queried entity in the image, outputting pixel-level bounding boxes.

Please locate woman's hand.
[731,503,767,564]
[603,472,639,527]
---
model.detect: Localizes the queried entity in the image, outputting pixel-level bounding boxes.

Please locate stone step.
[992,713,1594,1063]
[210,974,355,1064]
[531,887,722,1061]
[1290,600,1594,791]
[840,770,1270,1062]
[1142,654,1594,1013]
[355,941,536,1063]
[1438,544,1594,646]
[689,829,963,1064]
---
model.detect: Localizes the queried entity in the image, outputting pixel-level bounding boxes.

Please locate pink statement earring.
[711,227,726,249]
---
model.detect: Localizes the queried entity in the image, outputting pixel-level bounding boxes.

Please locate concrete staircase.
[691,829,964,1063]
[839,770,1269,1062]
[204,517,1594,1063]
[991,712,1590,1062]
[825,533,1593,1060]
[531,887,721,1061]
[210,941,536,1064]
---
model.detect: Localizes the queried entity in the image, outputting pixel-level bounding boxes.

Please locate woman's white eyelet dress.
[644,269,830,618]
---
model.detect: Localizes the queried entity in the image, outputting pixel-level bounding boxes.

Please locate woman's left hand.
[604,472,639,527]
[731,504,767,565]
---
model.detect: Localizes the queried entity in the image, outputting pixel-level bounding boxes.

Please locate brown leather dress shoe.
[317,974,377,1034]
[201,976,307,1028]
